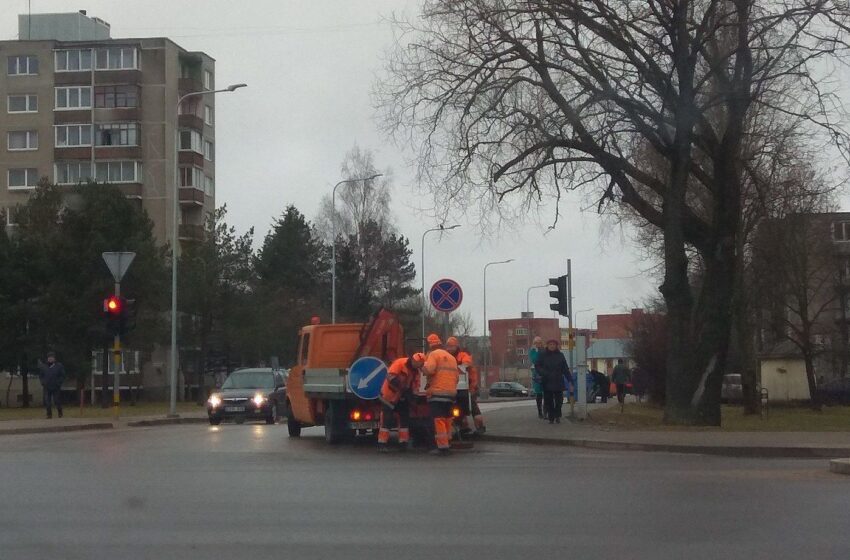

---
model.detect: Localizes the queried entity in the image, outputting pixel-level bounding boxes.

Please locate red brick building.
[596,309,645,339]
[488,314,561,368]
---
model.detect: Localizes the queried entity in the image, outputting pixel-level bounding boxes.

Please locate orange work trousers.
[428,400,453,450]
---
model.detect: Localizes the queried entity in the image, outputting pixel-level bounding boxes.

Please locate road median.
[0,421,113,436]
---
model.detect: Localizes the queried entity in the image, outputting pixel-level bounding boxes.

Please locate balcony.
[179,151,204,167]
[95,146,143,159]
[54,110,92,125]
[179,187,205,207]
[94,69,142,86]
[179,224,205,242]
[178,113,205,131]
[179,77,204,95]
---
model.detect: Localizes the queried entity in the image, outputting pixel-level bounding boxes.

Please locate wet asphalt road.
[1,422,848,560]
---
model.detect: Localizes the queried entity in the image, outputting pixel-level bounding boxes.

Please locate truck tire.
[286,401,301,437]
[324,401,345,444]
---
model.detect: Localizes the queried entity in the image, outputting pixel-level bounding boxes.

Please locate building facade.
[1,11,216,245]
[488,314,561,368]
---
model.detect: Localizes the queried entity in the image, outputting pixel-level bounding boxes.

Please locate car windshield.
[221,371,274,390]
[511,383,525,389]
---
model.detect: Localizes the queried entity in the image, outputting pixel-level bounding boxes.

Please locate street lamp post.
[170,83,246,418]
[420,224,460,350]
[330,173,383,324]
[483,259,514,382]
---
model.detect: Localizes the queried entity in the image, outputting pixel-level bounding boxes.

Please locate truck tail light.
[364,412,373,421]
[350,410,362,421]
[452,407,461,418]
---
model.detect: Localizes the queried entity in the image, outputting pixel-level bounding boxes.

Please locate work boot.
[538,412,544,419]
[46,413,52,419]
[377,444,389,454]
[549,419,554,425]
[555,417,560,424]
[58,410,63,418]
[475,425,486,435]
[428,448,442,456]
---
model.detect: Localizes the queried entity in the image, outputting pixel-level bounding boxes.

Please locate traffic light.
[102,295,130,336]
[549,275,569,316]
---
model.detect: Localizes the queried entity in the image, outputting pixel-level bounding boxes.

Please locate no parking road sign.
[347,356,388,400]
[430,278,463,313]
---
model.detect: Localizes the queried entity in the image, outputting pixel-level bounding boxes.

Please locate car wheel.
[286,401,301,437]
[209,416,222,426]
[266,403,278,425]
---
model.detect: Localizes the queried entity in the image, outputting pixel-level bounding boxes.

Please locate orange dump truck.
[285,309,406,443]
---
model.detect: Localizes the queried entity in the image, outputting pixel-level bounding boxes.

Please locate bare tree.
[315,145,394,243]
[378,0,850,424]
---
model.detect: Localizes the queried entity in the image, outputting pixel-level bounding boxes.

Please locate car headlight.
[253,393,266,406]
[208,395,221,408]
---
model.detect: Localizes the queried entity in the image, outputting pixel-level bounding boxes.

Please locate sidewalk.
[484,402,850,458]
[0,412,208,436]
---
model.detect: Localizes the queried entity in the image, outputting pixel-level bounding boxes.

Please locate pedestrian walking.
[611,358,631,412]
[534,339,569,424]
[38,352,65,419]
[529,337,545,419]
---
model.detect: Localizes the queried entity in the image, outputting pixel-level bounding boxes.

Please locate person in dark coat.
[38,352,66,419]
[589,370,610,403]
[534,339,570,424]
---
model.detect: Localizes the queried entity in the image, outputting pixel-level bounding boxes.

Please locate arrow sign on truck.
[348,356,388,400]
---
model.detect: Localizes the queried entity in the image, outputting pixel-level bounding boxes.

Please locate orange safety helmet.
[412,352,426,364]
[427,333,442,348]
[446,336,459,347]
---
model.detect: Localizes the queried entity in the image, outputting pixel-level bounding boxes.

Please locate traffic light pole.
[113,281,122,419]
[567,260,586,419]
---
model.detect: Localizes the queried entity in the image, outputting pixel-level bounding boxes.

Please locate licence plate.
[351,421,378,430]
[225,406,245,412]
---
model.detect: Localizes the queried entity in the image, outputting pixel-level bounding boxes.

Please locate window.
[203,69,212,89]
[7,94,37,113]
[833,222,850,242]
[516,347,527,356]
[55,87,92,110]
[54,162,93,185]
[179,130,203,153]
[179,166,204,188]
[55,124,93,147]
[55,49,92,72]
[179,98,199,116]
[515,327,529,336]
[204,140,214,161]
[5,207,20,227]
[93,85,139,109]
[7,130,38,151]
[204,175,214,196]
[95,47,138,70]
[299,334,310,365]
[96,123,139,146]
[204,105,213,125]
[95,161,141,183]
[7,55,38,75]
[8,168,39,189]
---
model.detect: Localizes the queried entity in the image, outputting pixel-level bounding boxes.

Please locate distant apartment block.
[1,10,216,245]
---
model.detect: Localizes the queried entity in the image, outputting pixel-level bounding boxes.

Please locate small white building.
[759,342,811,402]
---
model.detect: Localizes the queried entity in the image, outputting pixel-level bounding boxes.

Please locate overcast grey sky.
[4,0,663,332]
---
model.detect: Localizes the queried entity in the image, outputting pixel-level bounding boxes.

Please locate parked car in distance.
[489,382,530,398]
[816,377,850,405]
[207,368,287,425]
[721,373,743,404]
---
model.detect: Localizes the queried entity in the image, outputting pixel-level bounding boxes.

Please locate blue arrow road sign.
[430,278,463,312]
[348,356,388,400]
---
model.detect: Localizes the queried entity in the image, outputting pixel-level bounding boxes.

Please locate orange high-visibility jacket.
[422,348,459,401]
[456,350,480,393]
[380,357,417,406]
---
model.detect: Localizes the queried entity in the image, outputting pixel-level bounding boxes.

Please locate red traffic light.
[104,296,122,314]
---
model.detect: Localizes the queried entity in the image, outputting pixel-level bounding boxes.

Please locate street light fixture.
[170,83,246,418]
[330,173,383,323]
[420,224,460,350]
[483,259,514,382]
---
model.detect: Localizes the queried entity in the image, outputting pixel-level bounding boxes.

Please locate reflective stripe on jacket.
[422,348,459,401]
[456,350,480,392]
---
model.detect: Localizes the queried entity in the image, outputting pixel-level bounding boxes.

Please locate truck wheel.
[286,401,301,437]
[324,401,344,444]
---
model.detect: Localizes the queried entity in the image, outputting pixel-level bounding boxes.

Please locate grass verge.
[0,401,203,422]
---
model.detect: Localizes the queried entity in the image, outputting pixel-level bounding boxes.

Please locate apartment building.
[1,11,216,245]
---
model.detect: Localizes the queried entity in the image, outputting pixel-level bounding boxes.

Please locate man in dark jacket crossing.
[39,352,66,419]
[534,339,571,424]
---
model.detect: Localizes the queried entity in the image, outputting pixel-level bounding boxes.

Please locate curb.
[126,416,208,427]
[482,434,850,459]
[0,422,113,437]
[830,458,850,474]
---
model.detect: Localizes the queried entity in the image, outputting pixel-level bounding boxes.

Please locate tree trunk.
[21,352,29,408]
[802,350,821,411]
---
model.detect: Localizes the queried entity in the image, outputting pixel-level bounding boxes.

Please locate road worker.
[377,352,424,453]
[445,336,486,435]
[422,333,459,456]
